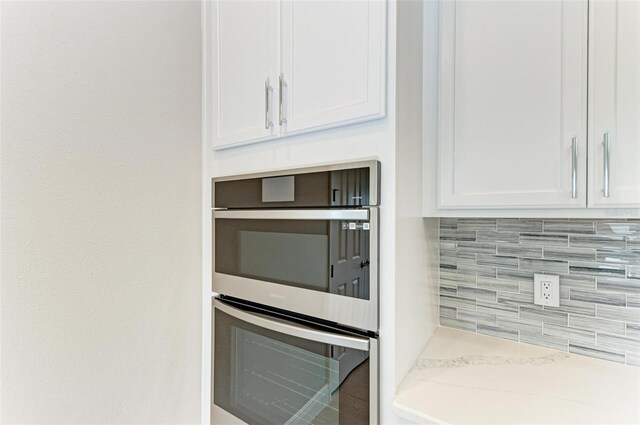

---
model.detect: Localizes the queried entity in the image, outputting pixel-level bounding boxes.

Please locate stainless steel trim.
[212,160,380,207]
[571,137,578,199]
[279,73,288,126]
[265,78,273,129]
[214,299,370,351]
[212,207,379,332]
[603,132,610,198]
[213,208,369,221]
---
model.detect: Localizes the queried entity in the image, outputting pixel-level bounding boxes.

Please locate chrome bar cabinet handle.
[279,73,288,126]
[571,136,578,199]
[265,78,273,129]
[603,132,610,198]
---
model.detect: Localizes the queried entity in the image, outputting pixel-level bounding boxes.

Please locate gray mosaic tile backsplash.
[439,218,640,366]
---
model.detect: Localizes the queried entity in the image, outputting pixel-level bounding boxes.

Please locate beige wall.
[0,1,202,423]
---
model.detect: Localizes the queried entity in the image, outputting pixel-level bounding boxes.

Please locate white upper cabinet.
[210,0,386,151]
[439,0,588,209]
[212,1,279,149]
[588,0,640,208]
[280,0,386,136]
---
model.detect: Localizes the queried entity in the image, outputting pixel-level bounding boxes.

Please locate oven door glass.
[214,210,375,300]
[213,301,375,425]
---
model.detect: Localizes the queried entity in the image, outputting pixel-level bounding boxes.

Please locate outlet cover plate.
[534,273,560,307]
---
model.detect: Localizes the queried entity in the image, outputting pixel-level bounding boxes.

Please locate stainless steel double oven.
[212,161,380,425]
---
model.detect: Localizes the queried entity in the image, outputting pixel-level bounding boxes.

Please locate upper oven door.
[213,208,378,331]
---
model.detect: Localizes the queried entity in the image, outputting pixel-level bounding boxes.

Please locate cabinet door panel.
[280,0,386,135]
[439,0,588,208]
[212,1,279,150]
[588,0,640,207]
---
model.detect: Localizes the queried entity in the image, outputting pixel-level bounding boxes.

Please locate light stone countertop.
[393,327,640,425]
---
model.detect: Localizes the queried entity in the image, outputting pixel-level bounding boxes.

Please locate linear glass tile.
[597,277,640,294]
[441,249,477,265]
[628,265,640,280]
[440,218,458,230]
[476,276,519,293]
[496,316,542,333]
[477,230,519,244]
[497,291,535,308]
[477,254,519,269]
[457,285,497,302]
[569,262,626,278]
[596,221,639,238]
[520,331,568,351]
[497,244,543,258]
[440,240,457,250]
[543,299,596,316]
[440,230,477,241]
[597,305,640,323]
[568,314,626,335]
[628,236,640,251]
[543,323,595,344]
[441,317,476,332]
[596,249,640,265]
[457,310,497,326]
[570,289,626,306]
[457,264,497,278]
[519,281,534,294]
[497,219,543,233]
[628,294,640,308]
[627,351,640,367]
[458,218,496,230]
[569,342,625,364]
[558,274,597,290]
[440,283,457,295]
[440,295,476,310]
[456,242,497,254]
[627,323,640,340]
[477,324,518,341]
[570,235,626,250]
[440,306,457,319]
[520,258,568,274]
[521,307,568,326]
[440,263,456,272]
[440,271,476,285]
[497,268,535,282]
[597,333,640,353]
[520,233,568,247]
[543,220,595,234]
[543,247,596,262]
[476,300,519,318]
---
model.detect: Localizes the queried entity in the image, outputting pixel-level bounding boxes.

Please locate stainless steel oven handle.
[214,299,370,351]
[213,209,370,221]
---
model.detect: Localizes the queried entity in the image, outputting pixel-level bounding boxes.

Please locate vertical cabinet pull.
[279,74,288,126]
[265,78,273,129]
[571,137,578,199]
[603,132,610,198]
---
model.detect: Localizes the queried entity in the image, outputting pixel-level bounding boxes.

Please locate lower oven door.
[212,299,378,425]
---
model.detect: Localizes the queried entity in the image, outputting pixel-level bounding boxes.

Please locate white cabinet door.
[439,0,588,209]
[279,0,386,136]
[588,0,640,208]
[211,1,279,150]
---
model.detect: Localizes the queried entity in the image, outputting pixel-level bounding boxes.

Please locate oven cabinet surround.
[428,0,640,215]
[203,0,436,424]
[211,0,386,150]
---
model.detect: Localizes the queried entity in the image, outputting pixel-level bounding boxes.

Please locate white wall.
[0,2,202,423]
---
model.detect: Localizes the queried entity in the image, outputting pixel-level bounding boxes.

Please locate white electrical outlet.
[534,273,560,307]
